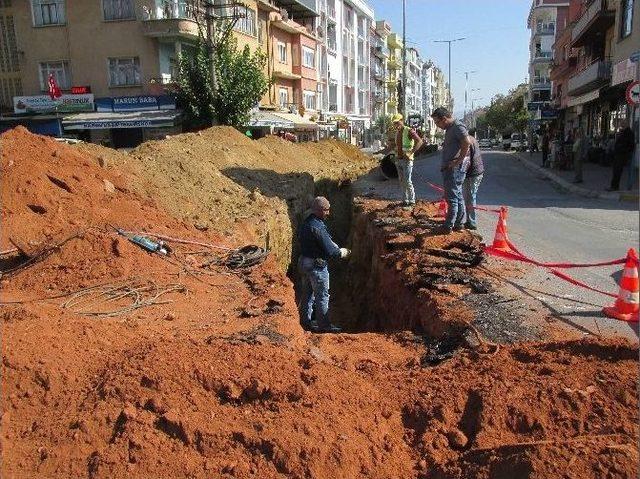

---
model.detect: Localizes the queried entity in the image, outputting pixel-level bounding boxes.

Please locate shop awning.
[271,112,319,131]
[566,89,600,108]
[62,110,182,130]
[248,110,294,128]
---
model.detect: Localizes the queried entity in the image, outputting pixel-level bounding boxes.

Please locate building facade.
[527,0,569,130]
[369,19,389,122]
[405,46,423,119]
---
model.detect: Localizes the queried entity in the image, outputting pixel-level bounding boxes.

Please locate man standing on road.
[393,114,423,209]
[431,107,472,234]
[463,129,484,230]
[573,127,586,184]
[541,130,550,167]
[297,197,350,333]
[608,120,635,191]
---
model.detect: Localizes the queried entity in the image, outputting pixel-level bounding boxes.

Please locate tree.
[476,83,529,137]
[176,35,269,129]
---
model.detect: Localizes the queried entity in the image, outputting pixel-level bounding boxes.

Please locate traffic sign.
[626,81,640,106]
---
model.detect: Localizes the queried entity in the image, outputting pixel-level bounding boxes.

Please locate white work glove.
[339,248,351,259]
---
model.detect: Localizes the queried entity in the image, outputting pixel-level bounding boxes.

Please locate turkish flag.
[48,73,62,100]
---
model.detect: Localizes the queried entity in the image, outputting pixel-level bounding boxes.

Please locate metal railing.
[144,0,201,21]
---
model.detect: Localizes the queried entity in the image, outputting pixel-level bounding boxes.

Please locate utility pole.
[434,37,465,112]
[471,97,483,128]
[402,0,407,115]
[204,1,218,94]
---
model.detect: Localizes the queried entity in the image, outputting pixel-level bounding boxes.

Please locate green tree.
[177,35,269,129]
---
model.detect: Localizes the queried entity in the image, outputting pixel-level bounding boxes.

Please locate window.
[103,0,134,21]
[303,90,315,110]
[108,57,141,86]
[277,42,287,63]
[279,88,288,108]
[302,46,315,68]
[39,61,70,90]
[32,0,65,26]
[234,8,256,36]
[621,0,634,38]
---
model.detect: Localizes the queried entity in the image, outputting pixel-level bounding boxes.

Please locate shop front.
[62,95,181,148]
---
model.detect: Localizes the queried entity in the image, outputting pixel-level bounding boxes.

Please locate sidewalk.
[515,151,639,202]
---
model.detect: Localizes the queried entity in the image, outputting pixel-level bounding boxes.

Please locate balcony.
[327,5,336,22]
[387,33,402,49]
[388,55,400,70]
[530,77,551,90]
[534,24,555,36]
[142,1,201,39]
[275,0,318,18]
[550,57,577,80]
[571,0,615,47]
[327,39,337,52]
[567,60,611,96]
[373,45,388,58]
[532,51,553,63]
[358,81,368,91]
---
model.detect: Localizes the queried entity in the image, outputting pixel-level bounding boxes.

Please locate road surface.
[359,149,639,342]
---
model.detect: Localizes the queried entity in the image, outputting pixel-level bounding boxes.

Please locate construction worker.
[297,197,350,333]
[392,113,423,209]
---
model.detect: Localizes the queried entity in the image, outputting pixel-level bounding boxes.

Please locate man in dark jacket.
[297,197,350,333]
[608,121,635,191]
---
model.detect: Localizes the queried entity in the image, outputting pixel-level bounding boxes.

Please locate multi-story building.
[0,0,320,144]
[314,0,373,143]
[406,46,423,119]
[526,0,569,130]
[369,19,389,122]
[422,60,436,142]
[386,31,402,114]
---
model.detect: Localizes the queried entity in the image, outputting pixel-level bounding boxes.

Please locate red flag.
[48,74,62,100]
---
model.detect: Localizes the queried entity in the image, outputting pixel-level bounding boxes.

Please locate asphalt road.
[361,149,639,342]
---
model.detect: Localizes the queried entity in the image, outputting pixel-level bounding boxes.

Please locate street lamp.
[471,97,484,128]
[462,70,477,118]
[434,37,466,110]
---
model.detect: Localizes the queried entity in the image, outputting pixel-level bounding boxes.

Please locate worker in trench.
[297,196,350,333]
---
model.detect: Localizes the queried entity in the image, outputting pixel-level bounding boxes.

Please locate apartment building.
[526,0,569,130]
[313,0,374,142]
[369,19,389,121]
[386,31,401,114]
[549,0,638,141]
[405,46,423,118]
[422,60,436,142]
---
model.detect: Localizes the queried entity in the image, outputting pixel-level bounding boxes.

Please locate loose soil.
[1,127,638,479]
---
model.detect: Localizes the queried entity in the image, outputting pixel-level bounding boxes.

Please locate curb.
[513,152,637,202]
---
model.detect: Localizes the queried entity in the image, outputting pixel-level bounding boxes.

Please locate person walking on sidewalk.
[431,107,472,234]
[608,120,635,191]
[573,127,586,184]
[463,129,484,230]
[541,130,550,167]
[297,197,350,333]
[392,113,423,209]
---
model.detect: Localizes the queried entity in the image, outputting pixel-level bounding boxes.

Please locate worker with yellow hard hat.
[393,114,423,209]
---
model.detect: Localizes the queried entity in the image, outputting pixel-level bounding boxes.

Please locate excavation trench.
[289,180,482,349]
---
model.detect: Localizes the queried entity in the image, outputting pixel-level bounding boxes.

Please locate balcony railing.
[572,0,615,47]
[532,51,553,62]
[144,0,202,21]
[531,77,551,90]
[328,39,337,52]
[567,59,611,96]
[535,24,555,35]
[142,1,201,38]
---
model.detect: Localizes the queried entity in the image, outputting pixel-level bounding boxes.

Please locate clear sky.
[367,0,531,118]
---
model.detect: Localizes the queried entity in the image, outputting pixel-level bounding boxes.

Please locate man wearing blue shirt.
[297,197,350,333]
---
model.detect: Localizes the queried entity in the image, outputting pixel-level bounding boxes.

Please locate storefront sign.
[13,94,94,114]
[96,95,176,113]
[612,59,637,86]
[71,86,91,94]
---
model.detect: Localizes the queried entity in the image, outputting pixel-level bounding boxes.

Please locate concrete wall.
[612,0,640,63]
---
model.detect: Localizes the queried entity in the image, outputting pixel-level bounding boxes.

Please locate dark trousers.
[610,153,632,190]
[542,147,549,166]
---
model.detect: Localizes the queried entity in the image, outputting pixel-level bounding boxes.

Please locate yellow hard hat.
[391,113,403,123]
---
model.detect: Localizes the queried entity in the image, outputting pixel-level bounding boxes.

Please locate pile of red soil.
[1,128,638,479]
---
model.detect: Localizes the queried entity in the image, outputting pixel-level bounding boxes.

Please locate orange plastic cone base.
[603,306,639,323]
[437,199,448,218]
[486,208,511,253]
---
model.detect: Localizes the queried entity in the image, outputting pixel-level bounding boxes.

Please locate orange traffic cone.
[603,248,639,323]
[485,207,511,254]
[437,198,448,218]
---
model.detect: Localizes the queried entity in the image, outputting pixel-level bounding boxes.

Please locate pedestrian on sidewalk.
[541,130,550,167]
[573,127,586,184]
[463,129,484,230]
[392,113,423,209]
[431,107,472,234]
[297,197,350,333]
[608,120,635,191]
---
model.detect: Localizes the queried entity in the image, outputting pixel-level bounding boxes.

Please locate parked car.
[478,139,491,149]
[502,136,511,150]
[491,138,500,148]
[510,133,523,151]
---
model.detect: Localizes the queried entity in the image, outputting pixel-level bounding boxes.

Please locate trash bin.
[380,153,398,179]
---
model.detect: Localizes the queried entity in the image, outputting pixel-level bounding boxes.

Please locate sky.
[367,0,532,118]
